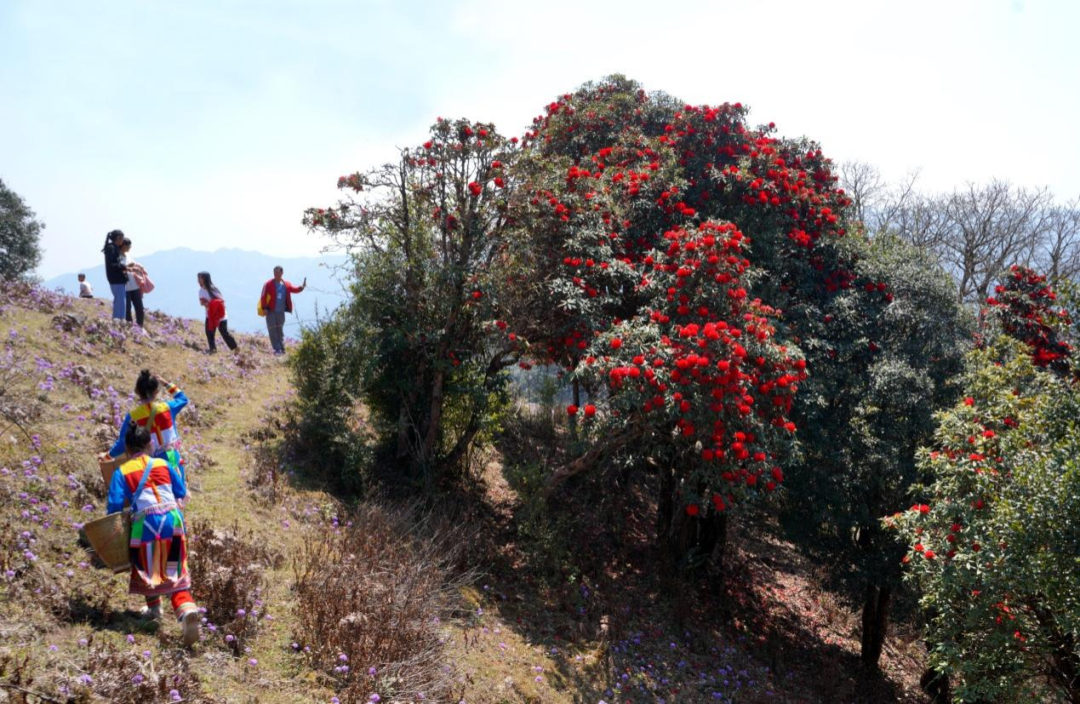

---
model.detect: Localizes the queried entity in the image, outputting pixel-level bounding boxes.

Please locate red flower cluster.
[336,173,364,192]
[985,265,1073,374]
[509,79,888,515]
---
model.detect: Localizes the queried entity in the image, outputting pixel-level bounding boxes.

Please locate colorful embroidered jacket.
[107,454,191,596]
[107,455,187,518]
[109,382,188,458]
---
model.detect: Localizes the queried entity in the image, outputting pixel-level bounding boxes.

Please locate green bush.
[289,310,370,495]
[892,338,1080,702]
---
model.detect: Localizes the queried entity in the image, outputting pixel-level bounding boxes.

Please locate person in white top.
[77,273,93,298]
[118,238,145,327]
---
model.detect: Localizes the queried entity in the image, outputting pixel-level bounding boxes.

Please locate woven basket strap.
[131,456,154,510]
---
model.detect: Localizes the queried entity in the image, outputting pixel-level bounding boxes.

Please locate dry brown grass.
[291,502,474,703]
[187,519,281,658]
[0,636,218,703]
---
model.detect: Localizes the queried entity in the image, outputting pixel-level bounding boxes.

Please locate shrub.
[186,519,279,657]
[0,636,216,703]
[289,312,370,494]
[291,502,471,703]
[892,338,1080,702]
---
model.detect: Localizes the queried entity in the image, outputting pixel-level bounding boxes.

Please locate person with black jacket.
[102,230,128,319]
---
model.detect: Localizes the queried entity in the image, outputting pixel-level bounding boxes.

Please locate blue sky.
[2,0,1078,279]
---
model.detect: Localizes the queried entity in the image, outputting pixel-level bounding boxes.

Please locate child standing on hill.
[107,423,201,645]
[198,271,237,353]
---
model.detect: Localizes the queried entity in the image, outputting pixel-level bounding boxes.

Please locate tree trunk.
[541,427,638,498]
[920,667,951,704]
[569,379,581,439]
[860,582,892,668]
[656,465,675,546]
[420,369,446,469]
[396,405,412,460]
[659,493,728,578]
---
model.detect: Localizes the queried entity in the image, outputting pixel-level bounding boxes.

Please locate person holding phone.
[259,265,306,355]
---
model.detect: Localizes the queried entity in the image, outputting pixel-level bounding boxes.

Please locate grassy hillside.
[0,285,930,703]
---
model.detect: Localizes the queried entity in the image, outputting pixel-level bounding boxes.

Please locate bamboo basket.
[98,453,127,486]
[83,512,131,573]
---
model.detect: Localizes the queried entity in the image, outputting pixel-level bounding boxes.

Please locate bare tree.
[853,173,1071,302]
[839,160,886,228]
[868,169,947,250]
[1034,197,1080,282]
[938,181,1053,302]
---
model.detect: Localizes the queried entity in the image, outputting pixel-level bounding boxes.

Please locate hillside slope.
[0,285,930,703]
[0,286,322,702]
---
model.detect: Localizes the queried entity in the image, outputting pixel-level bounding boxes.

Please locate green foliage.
[782,234,973,595]
[298,119,519,479]
[289,310,370,495]
[0,178,44,280]
[893,338,1080,702]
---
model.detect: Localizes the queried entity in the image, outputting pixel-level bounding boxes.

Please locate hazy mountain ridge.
[45,247,349,333]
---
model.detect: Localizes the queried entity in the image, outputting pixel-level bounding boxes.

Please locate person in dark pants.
[101,230,128,319]
[198,272,237,353]
[119,238,145,327]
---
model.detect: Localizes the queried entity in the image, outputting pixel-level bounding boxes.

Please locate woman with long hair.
[101,230,127,319]
[119,238,146,327]
[106,422,201,645]
[198,271,237,353]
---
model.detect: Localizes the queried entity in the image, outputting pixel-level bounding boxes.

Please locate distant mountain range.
[44,248,349,334]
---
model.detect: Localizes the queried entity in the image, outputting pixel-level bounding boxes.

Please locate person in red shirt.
[260,266,305,354]
[197,272,237,353]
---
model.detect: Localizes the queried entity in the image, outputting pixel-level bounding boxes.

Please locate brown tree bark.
[655,464,727,578]
[419,368,446,468]
[540,427,638,499]
[860,582,892,668]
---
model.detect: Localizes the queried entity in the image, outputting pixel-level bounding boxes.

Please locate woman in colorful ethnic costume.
[107,370,187,485]
[107,423,201,646]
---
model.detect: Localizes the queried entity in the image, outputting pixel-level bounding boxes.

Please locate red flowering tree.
[509,76,971,667]
[300,118,520,475]
[499,80,805,564]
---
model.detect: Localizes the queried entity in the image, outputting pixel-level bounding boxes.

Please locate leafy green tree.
[300,119,519,478]
[0,178,44,280]
[781,234,971,666]
[892,337,1080,703]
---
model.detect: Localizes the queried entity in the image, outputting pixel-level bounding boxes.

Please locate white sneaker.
[181,609,201,647]
[140,604,163,620]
